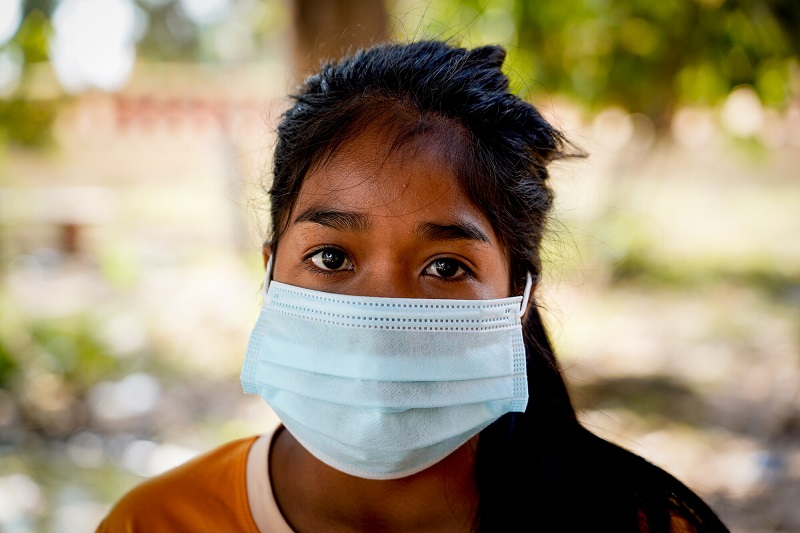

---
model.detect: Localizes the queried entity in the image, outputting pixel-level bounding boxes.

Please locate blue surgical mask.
[241,257,531,480]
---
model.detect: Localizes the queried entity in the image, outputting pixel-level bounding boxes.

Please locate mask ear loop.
[261,253,275,302]
[519,271,537,319]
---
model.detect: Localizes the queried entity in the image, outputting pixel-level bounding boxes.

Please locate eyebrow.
[293,206,490,244]
[293,207,371,233]
[414,221,490,243]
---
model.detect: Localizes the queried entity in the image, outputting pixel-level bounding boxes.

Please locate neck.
[270,427,479,533]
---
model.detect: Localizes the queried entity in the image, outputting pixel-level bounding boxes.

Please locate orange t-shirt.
[96,429,702,532]
[96,436,262,533]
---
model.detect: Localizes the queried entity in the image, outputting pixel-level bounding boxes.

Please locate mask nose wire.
[262,253,275,301]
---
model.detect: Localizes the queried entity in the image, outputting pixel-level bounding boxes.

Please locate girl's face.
[271,128,511,300]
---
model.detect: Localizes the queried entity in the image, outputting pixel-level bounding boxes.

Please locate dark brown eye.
[309,248,352,271]
[425,258,464,279]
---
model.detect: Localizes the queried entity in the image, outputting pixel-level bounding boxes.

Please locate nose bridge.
[358,248,417,299]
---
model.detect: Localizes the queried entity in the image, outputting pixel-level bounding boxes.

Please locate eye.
[308,247,353,272]
[424,258,468,279]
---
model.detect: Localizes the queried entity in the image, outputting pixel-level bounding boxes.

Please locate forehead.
[292,126,486,224]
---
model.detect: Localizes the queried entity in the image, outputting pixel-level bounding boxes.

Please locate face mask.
[241,256,531,480]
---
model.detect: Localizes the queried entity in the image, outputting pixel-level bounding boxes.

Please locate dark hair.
[268,40,728,532]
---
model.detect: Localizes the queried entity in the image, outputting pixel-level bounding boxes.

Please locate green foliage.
[0,309,122,397]
[28,319,121,393]
[394,0,797,123]
[15,7,51,64]
[512,0,797,122]
[0,97,58,148]
[0,8,58,148]
[0,336,18,389]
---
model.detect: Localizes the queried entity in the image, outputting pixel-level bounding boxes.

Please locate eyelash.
[303,246,353,276]
[303,247,475,281]
[422,257,474,282]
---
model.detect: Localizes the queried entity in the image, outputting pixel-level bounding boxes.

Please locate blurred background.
[0,0,798,531]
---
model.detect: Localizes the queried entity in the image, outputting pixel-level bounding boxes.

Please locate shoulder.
[96,436,259,533]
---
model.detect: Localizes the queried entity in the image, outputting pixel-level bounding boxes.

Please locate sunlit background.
[0,1,798,531]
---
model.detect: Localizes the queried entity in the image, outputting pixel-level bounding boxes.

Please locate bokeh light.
[178,0,231,26]
[0,0,23,47]
[49,0,141,92]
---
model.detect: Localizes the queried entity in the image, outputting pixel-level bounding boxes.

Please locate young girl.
[97,40,729,532]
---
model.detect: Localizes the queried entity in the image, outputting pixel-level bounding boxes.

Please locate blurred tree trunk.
[290,0,388,83]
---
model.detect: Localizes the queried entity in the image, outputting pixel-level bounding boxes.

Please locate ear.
[262,241,272,270]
